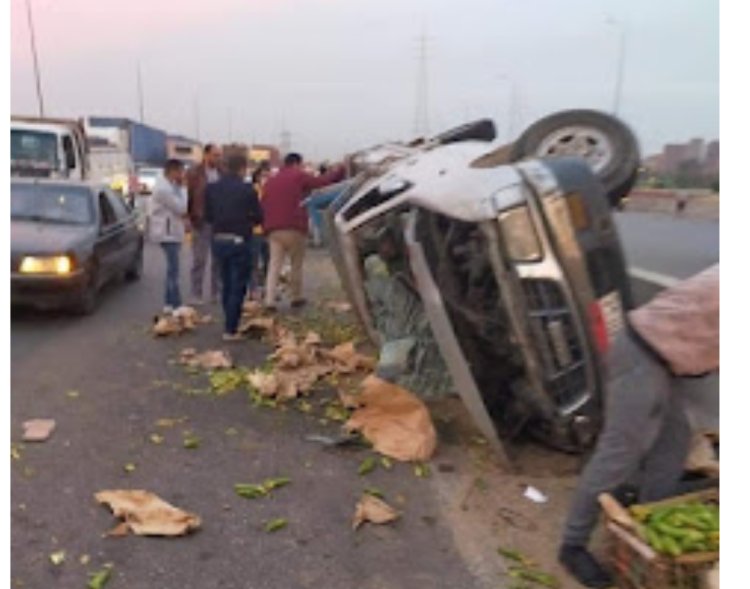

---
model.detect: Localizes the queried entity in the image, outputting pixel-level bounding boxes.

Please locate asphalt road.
[614,212,720,433]
[11,212,720,588]
[615,211,719,280]
[11,245,485,589]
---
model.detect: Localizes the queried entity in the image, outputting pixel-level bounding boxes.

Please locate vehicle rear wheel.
[73,271,99,316]
[125,247,143,282]
[510,109,640,208]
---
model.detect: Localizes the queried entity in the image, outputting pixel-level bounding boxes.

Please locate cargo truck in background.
[11,116,89,180]
[84,117,168,169]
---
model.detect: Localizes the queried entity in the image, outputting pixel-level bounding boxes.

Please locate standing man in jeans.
[186,144,223,304]
[205,154,263,341]
[261,152,345,311]
[150,159,188,313]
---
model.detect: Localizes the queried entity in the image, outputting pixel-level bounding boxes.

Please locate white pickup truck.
[11,116,89,180]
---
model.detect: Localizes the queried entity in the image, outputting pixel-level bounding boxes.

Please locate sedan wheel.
[125,248,143,282]
[73,272,98,315]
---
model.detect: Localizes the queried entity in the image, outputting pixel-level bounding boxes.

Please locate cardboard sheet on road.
[345,375,436,462]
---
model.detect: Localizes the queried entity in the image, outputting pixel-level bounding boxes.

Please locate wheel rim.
[534,125,614,173]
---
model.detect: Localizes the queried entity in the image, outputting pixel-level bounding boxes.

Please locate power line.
[136,61,145,123]
[24,0,44,117]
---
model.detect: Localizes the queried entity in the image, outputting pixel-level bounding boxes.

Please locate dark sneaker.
[222,333,245,342]
[290,298,308,309]
[558,545,614,588]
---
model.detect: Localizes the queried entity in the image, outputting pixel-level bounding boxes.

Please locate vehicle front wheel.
[73,271,99,315]
[125,248,143,282]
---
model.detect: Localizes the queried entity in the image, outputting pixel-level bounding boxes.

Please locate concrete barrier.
[623,189,719,220]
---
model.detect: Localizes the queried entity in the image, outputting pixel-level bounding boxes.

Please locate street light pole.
[136,61,145,123]
[24,0,45,117]
[607,17,627,116]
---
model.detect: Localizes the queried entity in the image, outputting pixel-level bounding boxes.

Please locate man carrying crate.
[559,265,719,588]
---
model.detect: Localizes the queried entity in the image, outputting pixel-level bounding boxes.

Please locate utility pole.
[193,93,200,141]
[24,0,45,117]
[606,17,627,116]
[413,28,430,137]
[136,61,145,123]
[227,108,233,143]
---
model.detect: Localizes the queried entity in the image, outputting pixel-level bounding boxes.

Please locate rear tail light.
[588,301,609,355]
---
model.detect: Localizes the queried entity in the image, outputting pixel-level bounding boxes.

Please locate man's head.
[203,143,222,168]
[252,163,270,185]
[225,154,248,179]
[284,152,303,168]
[164,159,185,185]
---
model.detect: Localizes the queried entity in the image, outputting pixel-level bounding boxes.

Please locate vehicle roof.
[11,120,77,135]
[11,177,106,191]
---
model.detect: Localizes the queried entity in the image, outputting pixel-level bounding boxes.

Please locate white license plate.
[599,291,625,340]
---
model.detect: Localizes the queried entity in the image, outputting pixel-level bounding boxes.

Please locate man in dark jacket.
[186,144,223,304]
[261,152,344,310]
[205,154,263,341]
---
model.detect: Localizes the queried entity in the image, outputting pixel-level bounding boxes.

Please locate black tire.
[510,109,640,208]
[73,271,99,316]
[125,247,143,282]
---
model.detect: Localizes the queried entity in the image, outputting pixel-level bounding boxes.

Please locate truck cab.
[11,117,89,180]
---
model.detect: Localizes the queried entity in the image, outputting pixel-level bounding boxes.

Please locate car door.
[94,190,122,285]
[104,189,140,272]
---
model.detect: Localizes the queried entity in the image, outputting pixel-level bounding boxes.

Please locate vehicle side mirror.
[66,150,76,170]
[63,136,77,170]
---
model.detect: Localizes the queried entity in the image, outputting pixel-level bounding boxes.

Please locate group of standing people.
[150,144,345,340]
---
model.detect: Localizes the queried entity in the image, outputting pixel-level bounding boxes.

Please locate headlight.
[498,206,542,262]
[19,255,74,275]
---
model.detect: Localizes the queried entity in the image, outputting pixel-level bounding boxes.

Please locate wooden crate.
[605,489,719,589]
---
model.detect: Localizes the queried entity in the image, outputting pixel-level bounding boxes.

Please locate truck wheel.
[510,109,640,208]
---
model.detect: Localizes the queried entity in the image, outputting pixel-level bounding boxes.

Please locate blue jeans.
[249,235,269,292]
[213,238,253,334]
[305,182,354,243]
[160,242,182,309]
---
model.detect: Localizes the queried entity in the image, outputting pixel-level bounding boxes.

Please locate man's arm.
[154,182,187,216]
[301,165,346,191]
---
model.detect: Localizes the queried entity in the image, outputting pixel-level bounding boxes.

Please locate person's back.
[262,161,345,234]
[262,166,309,234]
[206,175,261,239]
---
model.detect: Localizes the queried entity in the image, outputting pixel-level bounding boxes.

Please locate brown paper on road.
[629,264,719,376]
[352,494,400,530]
[22,419,56,442]
[344,376,437,462]
[179,348,233,370]
[95,490,201,537]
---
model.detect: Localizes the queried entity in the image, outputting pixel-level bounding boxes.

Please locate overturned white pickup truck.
[326,110,640,454]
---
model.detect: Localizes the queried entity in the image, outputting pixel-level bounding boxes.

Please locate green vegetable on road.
[358,456,377,476]
[87,565,113,589]
[183,435,201,449]
[264,518,288,533]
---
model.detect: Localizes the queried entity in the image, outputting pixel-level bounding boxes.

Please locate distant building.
[167,135,201,166]
[650,139,718,177]
[704,141,720,176]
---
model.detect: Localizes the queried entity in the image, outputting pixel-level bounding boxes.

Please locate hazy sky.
[11,0,718,160]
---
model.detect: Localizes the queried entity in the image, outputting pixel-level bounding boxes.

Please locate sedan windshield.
[11,183,94,225]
